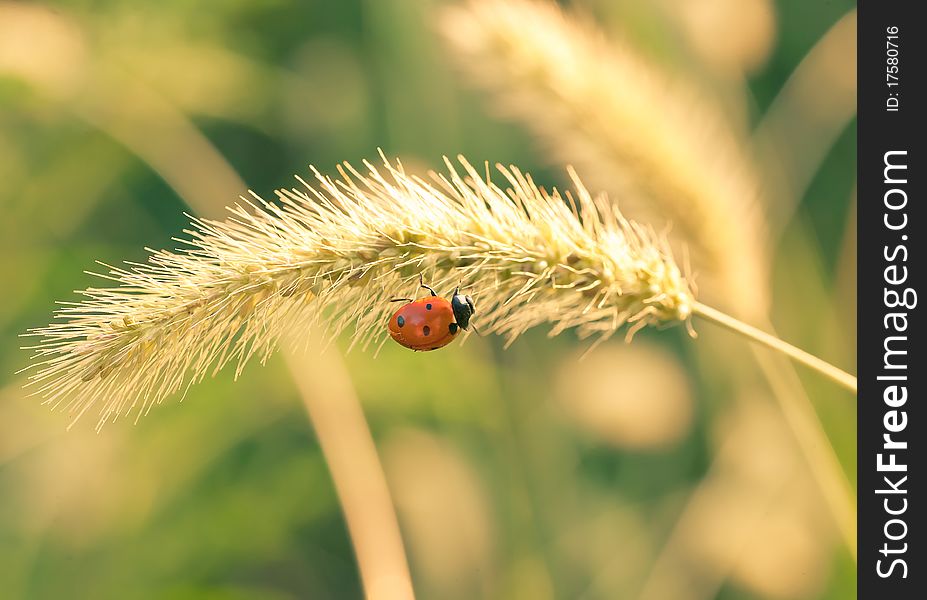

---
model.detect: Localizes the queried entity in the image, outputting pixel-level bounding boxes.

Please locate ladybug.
[388,276,476,351]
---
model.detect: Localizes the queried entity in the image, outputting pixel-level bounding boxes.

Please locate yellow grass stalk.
[22,155,697,429]
[285,348,415,600]
[754,9,858,234]
[22,155,852,432]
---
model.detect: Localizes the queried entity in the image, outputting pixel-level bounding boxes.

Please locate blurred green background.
[1,1,856,599]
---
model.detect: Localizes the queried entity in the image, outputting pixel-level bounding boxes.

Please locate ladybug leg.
[418,273,438,297]
[389,298,413,303]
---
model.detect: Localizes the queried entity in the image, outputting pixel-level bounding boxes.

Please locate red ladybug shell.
[388,296,460,351]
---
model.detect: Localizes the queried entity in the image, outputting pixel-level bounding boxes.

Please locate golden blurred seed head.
[440,0,770,318]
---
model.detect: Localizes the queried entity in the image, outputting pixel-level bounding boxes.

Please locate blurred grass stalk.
[753,9,858,236]
[112,92,417,599]
[636,393,832,600]
[440,0,857,561]
[107,94,418,597]
[0,6,415,595]
[285,349,415,600]
[106,94,417,597]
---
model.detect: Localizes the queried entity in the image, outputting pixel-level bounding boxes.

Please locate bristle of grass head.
[440,0,769,317]
[21,154,694,429]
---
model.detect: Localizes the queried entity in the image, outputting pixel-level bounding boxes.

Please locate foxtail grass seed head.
[440,0,770,317]
[22,154,695,429]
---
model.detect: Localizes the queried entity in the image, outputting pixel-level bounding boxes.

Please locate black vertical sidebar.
[859,1,924,597]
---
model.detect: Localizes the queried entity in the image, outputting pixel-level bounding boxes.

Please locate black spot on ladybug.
[426,303,432,310]
[423,325,431,336]
[449,323,459,334]
[397,315,405,327]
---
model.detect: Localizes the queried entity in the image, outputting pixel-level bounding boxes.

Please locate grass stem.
[693,302,857,393]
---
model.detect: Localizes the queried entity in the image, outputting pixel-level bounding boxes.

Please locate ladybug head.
[450,287,476,330]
